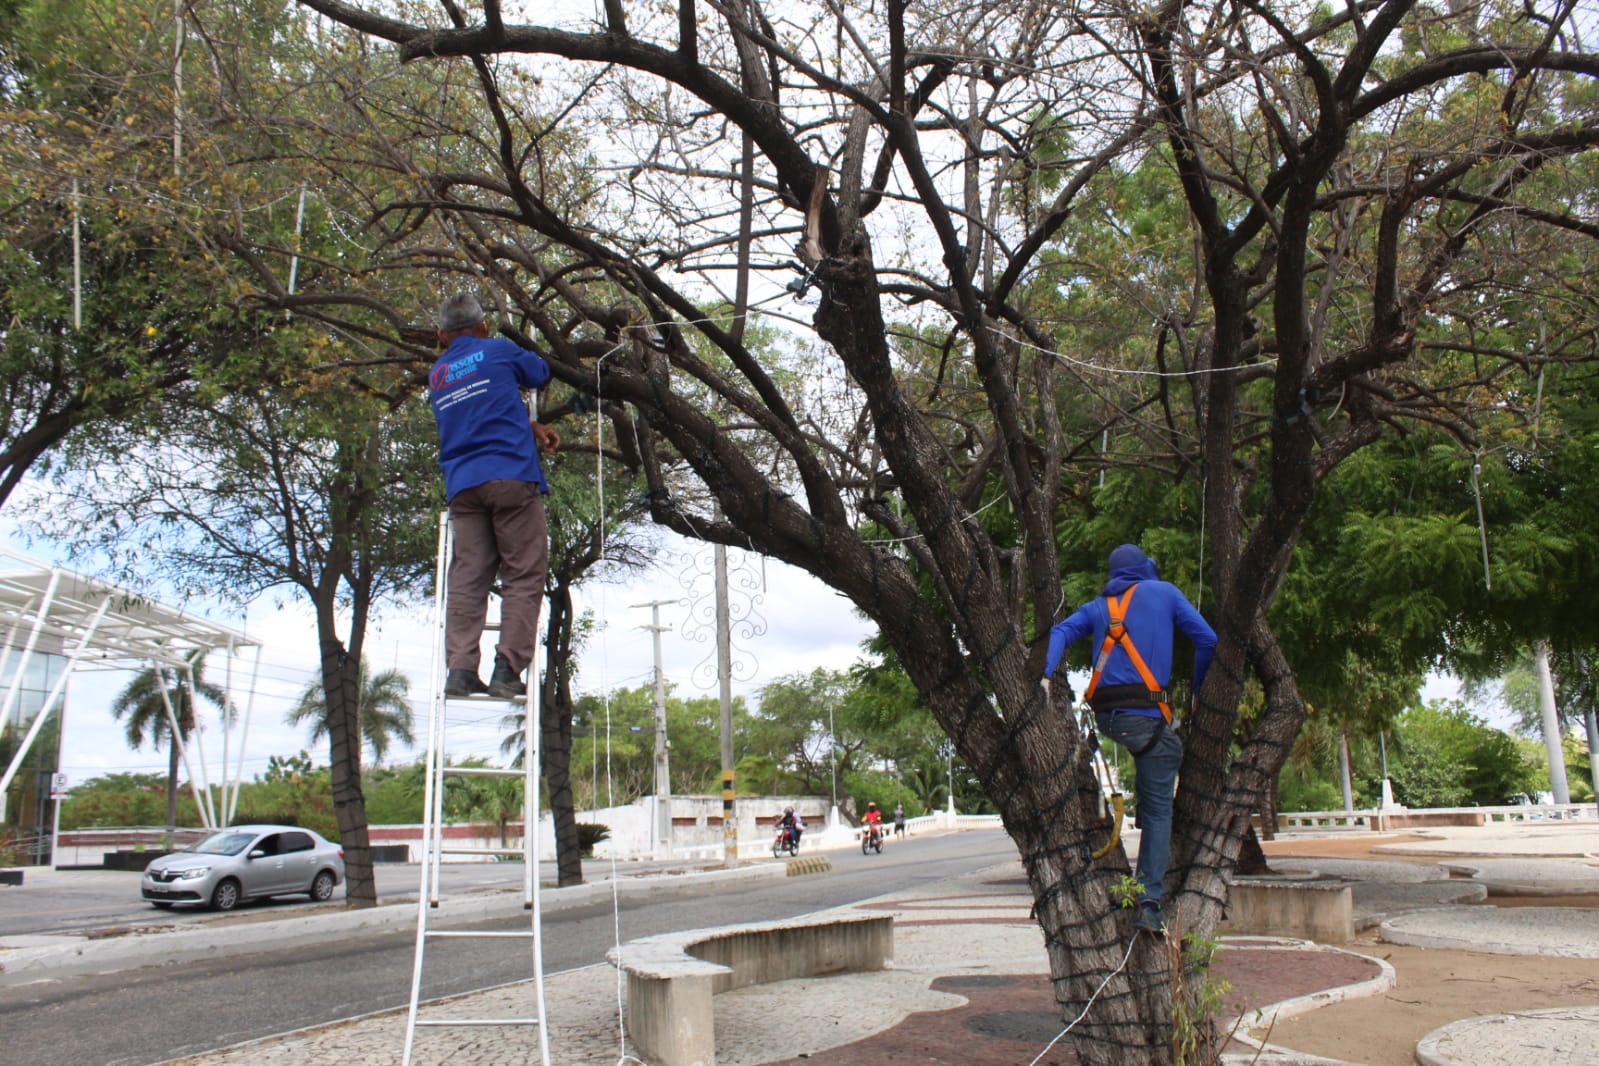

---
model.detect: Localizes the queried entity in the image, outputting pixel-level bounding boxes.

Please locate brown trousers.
[446,479,548,675]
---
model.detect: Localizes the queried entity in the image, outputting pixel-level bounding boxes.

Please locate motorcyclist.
[777,806,804,848]
[862,801,884,843]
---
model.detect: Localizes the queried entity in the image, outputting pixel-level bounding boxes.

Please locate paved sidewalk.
[24,821,1599,1065]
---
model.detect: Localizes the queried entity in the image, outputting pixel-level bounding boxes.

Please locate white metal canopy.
[0,547,260,834]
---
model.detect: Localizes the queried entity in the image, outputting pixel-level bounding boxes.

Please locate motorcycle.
[772,824,800,857]
[861,822,883,854]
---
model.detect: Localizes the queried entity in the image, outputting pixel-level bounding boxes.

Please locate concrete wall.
[1220,879,1354,943]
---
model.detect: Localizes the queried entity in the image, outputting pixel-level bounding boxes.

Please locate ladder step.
[416,1018,542,1028]
[440,845,527,856]
[442,766,526,778]
[426,929,538,940]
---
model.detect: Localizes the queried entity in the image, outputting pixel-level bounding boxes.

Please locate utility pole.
[635,601,674,859]
[715,540,736,865]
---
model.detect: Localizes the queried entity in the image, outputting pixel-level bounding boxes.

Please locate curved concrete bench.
[608,912,893,1066]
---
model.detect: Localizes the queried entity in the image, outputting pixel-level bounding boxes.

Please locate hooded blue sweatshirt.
[1044,544,1216,716]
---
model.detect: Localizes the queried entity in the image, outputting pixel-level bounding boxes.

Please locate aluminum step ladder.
[402,513,551,1066]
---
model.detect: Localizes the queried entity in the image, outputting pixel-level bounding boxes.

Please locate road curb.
[0,862,787,986]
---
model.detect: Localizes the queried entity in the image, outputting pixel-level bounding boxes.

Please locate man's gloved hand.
[1041,678,1051,703]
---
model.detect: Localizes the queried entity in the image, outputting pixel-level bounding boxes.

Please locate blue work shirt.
[429,335,552,500]
[1044,548,1216,716]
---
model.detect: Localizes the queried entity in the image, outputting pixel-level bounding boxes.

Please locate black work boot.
[1133,901,1166,934]
[488,655,526,699]
[444,669,488,697]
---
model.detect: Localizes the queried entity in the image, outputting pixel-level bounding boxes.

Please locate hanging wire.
[587,341,648,1066]
[71,179,82,330]
[995,326,1278,379]
[286,186,307,307]
[1470,455,1491,591]
[1026,934,1138,1066]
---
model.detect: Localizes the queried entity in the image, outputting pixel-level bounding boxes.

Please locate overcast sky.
[10,519,1482,796]
[9,530,874,791]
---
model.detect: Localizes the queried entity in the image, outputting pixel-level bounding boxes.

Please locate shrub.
[576,822,610,857]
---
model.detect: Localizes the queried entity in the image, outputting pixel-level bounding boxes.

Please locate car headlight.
[173,867,211,880]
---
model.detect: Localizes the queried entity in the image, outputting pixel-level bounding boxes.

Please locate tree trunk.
[1236,825,1271,876]
[165,731,180,836]
[320,632,374,906]
[541,582,582,886]
[976,681,1185,1063]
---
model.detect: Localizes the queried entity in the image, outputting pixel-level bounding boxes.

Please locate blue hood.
[1103,544,1158,595]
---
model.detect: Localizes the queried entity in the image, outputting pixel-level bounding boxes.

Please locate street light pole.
[829,703,839,833]
[944,740,956,823]
[634,600,674,859]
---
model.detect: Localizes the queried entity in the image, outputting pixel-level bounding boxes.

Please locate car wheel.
[150,901,174,910]
[210,878,242,912]
[309,870,337,902]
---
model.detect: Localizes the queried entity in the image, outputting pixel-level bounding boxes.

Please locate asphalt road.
[0,859,665,938]
[0,828,1019,1066]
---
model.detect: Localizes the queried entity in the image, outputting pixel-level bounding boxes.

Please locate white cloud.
[20,531,874,789]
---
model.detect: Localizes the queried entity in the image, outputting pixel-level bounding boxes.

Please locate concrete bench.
[608,912,893,1066]
[1220,876,1354,943]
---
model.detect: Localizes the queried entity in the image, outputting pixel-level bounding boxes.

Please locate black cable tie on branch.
[567,387,599,415]
[1276,386,1318,427]
[785,256,833,300]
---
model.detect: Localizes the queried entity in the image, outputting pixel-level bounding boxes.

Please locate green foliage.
[576,822,610,857]
[563,684,754,806]
[1377,701,1536,807]
[263,751,316,783]
[844,770,903,820]
[364,764,426,825]
[1171,929,1233,1066]
[288,657,415,766]
[235,751,338,838]
[60,778,191,829]
[1384,734,1472,808]
[1276,772,1343,814]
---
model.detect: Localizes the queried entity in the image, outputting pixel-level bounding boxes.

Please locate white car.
[141,825,345,911]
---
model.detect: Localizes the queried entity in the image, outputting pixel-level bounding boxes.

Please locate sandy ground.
[1254,937,1599,1065]
[1252,833,1599,1064]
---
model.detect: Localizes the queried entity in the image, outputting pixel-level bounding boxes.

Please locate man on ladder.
[430,292,560,699]
[1042,544,1215,934]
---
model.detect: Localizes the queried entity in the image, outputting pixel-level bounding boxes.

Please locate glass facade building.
[1,650,66,865]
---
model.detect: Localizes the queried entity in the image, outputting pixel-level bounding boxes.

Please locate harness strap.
[1123,717,1167,757]
[1082,584,1173,725]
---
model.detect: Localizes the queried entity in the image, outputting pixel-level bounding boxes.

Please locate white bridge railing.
[1275,803,1595,830]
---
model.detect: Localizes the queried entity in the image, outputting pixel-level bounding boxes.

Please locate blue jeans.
[1095,710,1182,907]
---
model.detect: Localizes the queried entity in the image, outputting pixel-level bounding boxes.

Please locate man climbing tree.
[1044,544,1216,934]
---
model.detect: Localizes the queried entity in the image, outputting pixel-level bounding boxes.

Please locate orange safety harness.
[1082,584,1174,725]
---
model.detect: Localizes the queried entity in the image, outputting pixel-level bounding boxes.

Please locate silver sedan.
[141,825,345,911]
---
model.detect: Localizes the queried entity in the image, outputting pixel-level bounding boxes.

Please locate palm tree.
[289,657,414,767]
[111,651,230,835]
